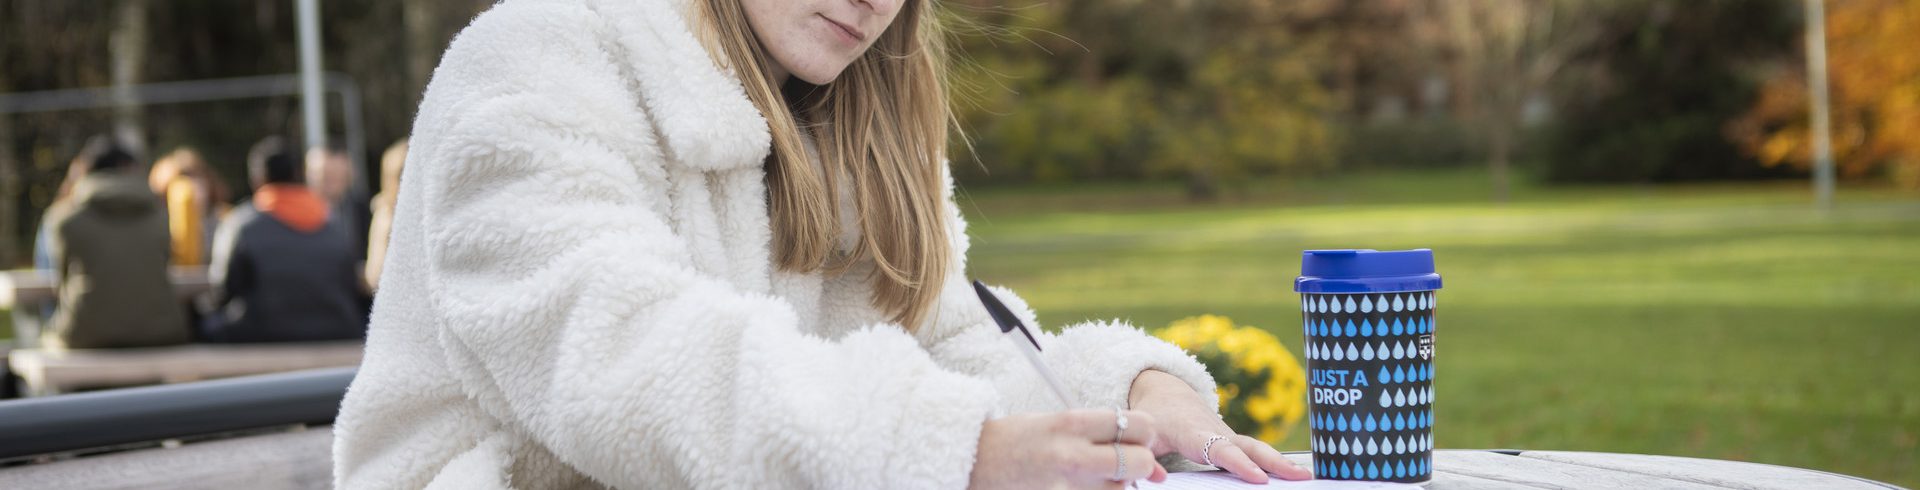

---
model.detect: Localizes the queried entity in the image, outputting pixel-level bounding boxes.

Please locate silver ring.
[1112,442,1127,481]
[1114,408,1129,443]
[1201,435,1229,467]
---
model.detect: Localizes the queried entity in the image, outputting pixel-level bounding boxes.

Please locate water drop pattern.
[1302,292,1438,483]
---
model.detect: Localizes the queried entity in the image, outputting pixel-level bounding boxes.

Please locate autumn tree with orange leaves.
[1730,0,1920,189]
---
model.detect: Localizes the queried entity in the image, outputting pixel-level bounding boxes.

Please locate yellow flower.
[1155,315,1307,444]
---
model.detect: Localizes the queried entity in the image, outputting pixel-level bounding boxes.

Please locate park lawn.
[959,169,1920,487]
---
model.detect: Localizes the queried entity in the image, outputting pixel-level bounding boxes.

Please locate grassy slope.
[960,170,1920,486]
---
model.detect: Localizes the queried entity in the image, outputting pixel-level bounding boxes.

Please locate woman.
[148,147,233,265]
[332,0,1312,488]
[363,139,408,292]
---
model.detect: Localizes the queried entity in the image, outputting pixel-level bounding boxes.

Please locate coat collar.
[587,0,771,172]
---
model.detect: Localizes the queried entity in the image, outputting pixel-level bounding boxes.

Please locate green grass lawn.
[960,169,1920,487]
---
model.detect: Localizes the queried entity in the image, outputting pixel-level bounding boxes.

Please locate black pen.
[972,280,1076,409]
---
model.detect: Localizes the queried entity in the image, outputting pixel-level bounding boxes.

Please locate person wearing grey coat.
[42,137,191,350]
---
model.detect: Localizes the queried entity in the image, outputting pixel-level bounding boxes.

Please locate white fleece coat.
[331,0,1219,488]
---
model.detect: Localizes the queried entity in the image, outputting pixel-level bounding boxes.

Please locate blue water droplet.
[1398,461,1410,478]
[1344,297,1357,313]
[1387,318,1400,336]
[1393,366,1406,383]
[1335,414,1348,431]
[1360,295,1374,313]
[1394,413,1407,430]
[1378,366,1391,383]
[1344,320,1358,337]
[1364,414,1378,432]
[1393,342,1407,360]
[1360,319,1373,337]
[1350,414,1364,431]
[1361,343,1375,360]
[1367,462,1379,479]
[1342,462,1353,479]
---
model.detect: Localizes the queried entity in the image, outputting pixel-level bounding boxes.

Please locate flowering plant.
[1155,315,1308,443]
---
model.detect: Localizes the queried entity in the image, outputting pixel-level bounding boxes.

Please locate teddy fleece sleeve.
[418,121,998,488]
[915,171,1221,416]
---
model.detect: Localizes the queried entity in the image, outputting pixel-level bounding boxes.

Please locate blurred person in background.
[33,154,97,275]
[306,142,373,270]
[40,136,191,350]
[362,139,407,293]
[148,147,235,265]
[202,137,368,343]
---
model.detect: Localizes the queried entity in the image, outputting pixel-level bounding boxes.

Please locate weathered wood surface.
[0,426,333,490]
[1280,450,1900,489]
[8,341,363,395]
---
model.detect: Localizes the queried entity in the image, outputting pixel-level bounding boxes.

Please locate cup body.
[1295,249,1440,484]
[1301,291,1436,483]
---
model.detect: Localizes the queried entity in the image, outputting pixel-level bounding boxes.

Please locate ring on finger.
[1112,441,1127,481]
[1114,407,1128,443]
[1201,435,1229,467]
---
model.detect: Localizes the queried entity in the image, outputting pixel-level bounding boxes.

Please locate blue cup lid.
[1295,249,1442,294]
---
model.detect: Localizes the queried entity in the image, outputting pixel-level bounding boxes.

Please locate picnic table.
[2,267,363,396]
[1,266,212,349]
[1273,450,1902,489]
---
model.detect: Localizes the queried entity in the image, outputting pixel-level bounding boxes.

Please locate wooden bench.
[7,342,363,397]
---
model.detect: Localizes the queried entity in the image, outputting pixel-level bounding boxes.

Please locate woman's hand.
[970,409,1170,490]
[1129,370,1314,484]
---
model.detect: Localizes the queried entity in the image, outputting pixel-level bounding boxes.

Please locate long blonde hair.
[693,0,955,330]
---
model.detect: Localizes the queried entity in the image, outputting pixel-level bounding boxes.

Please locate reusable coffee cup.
[1296,249,1441,484]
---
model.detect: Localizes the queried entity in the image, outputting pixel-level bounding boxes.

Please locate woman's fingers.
[1058,409,1158,445]
[1206,441,1270,484]
[1069,442,1159,485]
[1233,435,1313,481]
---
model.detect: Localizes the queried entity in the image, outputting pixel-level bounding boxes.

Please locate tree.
[947,0,1338,199]
[1417,0,1606,201]
[1730,0,1920,189]
[1544,0,1799,183]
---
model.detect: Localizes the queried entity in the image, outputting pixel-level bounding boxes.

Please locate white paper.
[1137,471,1422,489]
